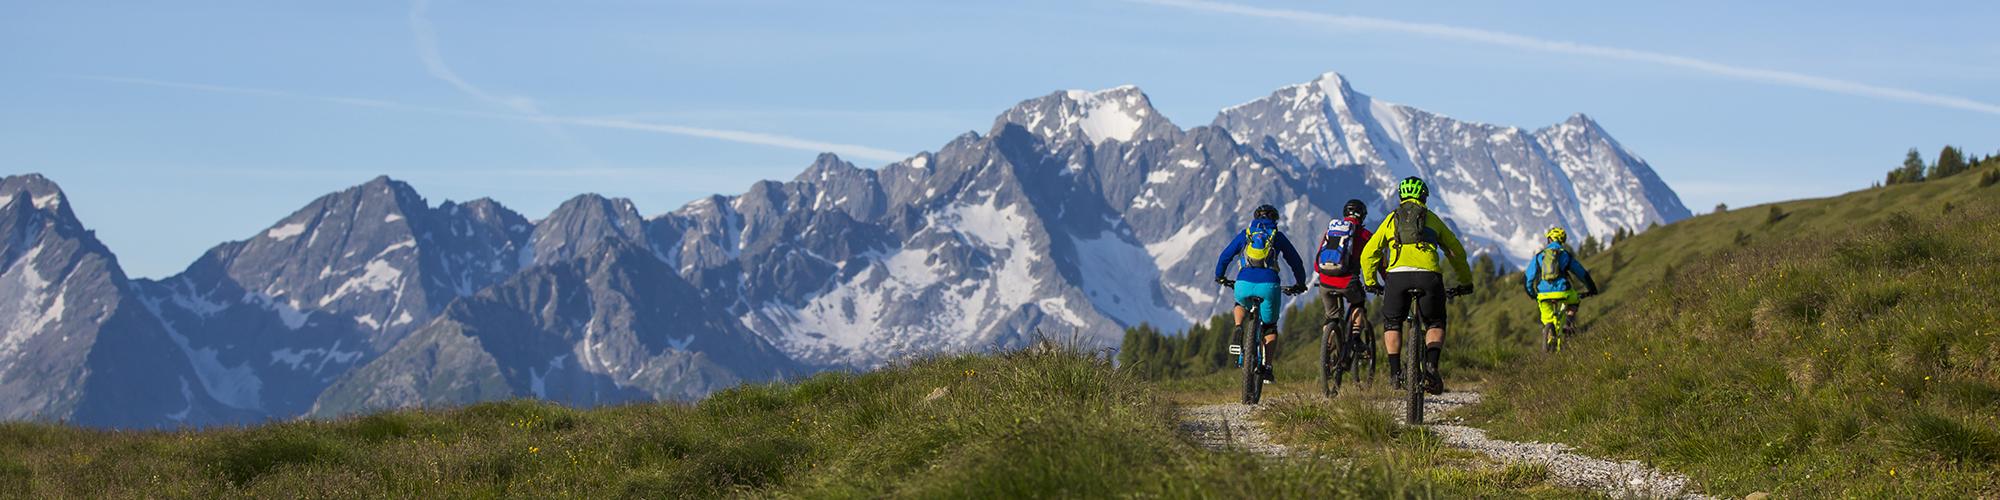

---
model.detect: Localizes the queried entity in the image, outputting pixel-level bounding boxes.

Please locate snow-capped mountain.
[131,177,534,422]
[0,71,1687,428]
[0,175,255,428]
[1215,73,1690,263]
[711,73,1687,368]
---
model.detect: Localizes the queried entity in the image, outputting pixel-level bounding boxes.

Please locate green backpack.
[1538,245,1570,283]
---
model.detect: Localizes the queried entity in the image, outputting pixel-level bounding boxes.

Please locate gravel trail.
[1173,389,1711,498]
[1391,391,1713,499]
[1177,402,1289,457]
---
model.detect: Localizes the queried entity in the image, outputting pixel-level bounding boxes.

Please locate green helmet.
[1397,177,1429,202]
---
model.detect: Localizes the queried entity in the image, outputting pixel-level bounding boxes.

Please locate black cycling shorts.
[1380,271,1447,331]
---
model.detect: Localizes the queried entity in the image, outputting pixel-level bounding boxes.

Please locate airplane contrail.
[1129,0,2000,116]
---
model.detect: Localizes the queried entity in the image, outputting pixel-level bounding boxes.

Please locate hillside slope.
[1463,165,2000,496]
[0,346,1570,497]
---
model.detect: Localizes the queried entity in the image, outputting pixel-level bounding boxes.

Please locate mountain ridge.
[0,71,1690,427]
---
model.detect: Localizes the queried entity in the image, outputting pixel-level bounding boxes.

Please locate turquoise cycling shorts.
[1233,280,1282,325]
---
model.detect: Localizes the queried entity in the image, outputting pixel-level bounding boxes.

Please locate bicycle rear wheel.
[1565,303,1580,339]
[1320,317,1337,398]
[1241,306,1262,405]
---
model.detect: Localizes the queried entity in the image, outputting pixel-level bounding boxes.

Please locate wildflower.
[529,446,541,454]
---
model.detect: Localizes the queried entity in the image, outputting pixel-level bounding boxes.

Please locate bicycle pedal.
[1228,344,1242,355]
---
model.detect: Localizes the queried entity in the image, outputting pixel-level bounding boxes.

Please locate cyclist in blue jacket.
[1213,204,1310,382]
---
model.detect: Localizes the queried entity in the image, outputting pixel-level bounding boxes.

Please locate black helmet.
[1342,199,1368,219]
[1252,204,1280,221]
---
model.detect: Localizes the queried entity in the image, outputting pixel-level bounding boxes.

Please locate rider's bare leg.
[1262,324,1279,367]
[1233,306,1245,326]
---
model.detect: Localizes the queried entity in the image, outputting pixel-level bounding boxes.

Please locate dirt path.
[1175,389,1711,499]
[1176,401,1290,457]
[1392,391,1712,499]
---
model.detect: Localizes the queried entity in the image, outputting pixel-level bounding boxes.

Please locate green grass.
[1458,164,2000,497]
[0,344,1553,498]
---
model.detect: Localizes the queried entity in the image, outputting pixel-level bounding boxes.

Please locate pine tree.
[1932,145,1968,179]
[1888,148,1928,185]
[1579,235,1603,259]
[1473,254,1497,282]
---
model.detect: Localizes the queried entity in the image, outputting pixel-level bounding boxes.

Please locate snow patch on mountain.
[1145,223,1212,273]
[31,193,60,211]
[269,341,363,373]
[320,260,403,307]
[243,292,312,330]
[155,307,264,411]
[1073,231,1186,329]
[1067,86,1148,144]
[1,247,56,358]
[266,221,308,241]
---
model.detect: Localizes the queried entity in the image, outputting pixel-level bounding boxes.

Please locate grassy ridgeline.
[0,346,1481,498]
[1468,167,2000,496]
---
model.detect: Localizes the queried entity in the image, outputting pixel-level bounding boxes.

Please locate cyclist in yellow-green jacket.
[1523,227,1600,353]
[1360,177,1474,395]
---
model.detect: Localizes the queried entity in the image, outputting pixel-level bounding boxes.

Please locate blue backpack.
[1316,217,1359,278]
[1241,219,1278,269]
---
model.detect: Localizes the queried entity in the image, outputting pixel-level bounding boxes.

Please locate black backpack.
[1385,201,1441,267]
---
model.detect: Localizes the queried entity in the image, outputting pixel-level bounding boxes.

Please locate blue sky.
[4,0,1997,278]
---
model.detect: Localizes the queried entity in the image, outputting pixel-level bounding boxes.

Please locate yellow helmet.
[1546,227,1568,244]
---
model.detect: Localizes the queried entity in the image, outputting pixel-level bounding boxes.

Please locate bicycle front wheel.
[1405,311,1425,425]
[1242,315,1262,405]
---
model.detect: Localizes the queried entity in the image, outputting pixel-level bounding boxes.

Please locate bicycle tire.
[1565,303,1580,340]
[1360,315,1377,383]
[1405,301,1425,425]
[1242,301,1263,405]
[1320,315,1337,398]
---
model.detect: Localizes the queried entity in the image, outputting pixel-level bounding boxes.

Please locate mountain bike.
[1402,287,1470,425]
[1223,279,1304,406]
[1541,299,1578,353]
[1320,290,1374,398]
[1236,295,1267,405]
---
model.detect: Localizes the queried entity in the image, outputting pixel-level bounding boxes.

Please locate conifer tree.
[1932,145,1968,179]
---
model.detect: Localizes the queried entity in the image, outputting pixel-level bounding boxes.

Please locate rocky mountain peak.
[1,174,80,225]
[528,193,647,267]
[993,85,1176,147]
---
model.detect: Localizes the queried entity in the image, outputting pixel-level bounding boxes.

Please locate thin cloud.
[408,0,597,162]
[69,75,914,162]
[555,116,912,162]
[1130,0,2000,116]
